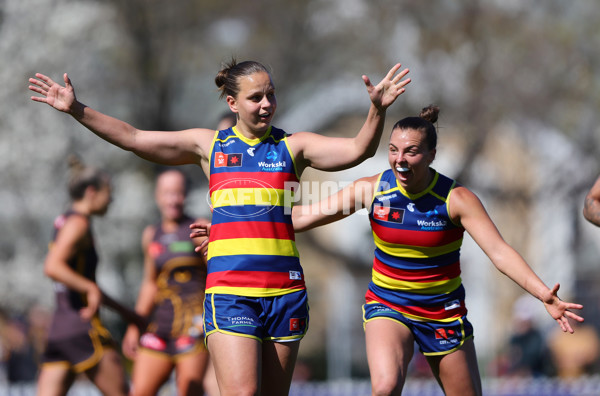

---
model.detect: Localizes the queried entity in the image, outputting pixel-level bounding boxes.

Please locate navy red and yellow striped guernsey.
[367,169,467,322]
[207,126,304,297]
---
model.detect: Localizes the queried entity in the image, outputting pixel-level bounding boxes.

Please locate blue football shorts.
[363,301,473,356]
[204,290,309,342]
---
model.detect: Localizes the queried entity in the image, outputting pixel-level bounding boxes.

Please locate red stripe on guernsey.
[210,171,298,191]
[365,290,467,320]
[373,257,461,282]
[371,222,463,247]
[207,271,305,290]
[211,222,295,241]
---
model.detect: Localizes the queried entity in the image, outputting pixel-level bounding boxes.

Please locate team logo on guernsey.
[214,152,243,167]
[373,205,405,223]
[266,150,278,160]
[247,147,255,156]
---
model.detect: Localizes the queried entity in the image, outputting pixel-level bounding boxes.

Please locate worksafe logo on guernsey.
[214,152,243,167]
[258,150,286,172]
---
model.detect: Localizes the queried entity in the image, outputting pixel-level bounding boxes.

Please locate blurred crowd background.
[2,0,600,393]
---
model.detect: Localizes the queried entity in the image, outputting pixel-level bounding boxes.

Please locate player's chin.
[254,121,271,132]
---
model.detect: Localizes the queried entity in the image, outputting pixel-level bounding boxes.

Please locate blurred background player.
[38,156,141,396]
[583,175,600,226]
[122,169,217,396]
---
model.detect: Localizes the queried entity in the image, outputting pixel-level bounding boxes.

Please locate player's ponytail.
[392,105,440,150]
[215,58,271,100]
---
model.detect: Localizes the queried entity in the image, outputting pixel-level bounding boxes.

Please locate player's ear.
[226,95,238,113]
[428,148,436,164]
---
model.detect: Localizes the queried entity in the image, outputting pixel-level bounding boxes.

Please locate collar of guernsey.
[207,125,304,297]
[366,168,467,322]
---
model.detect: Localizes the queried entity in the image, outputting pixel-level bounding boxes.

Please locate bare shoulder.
[60,214,90,234]
[53,214,90,247]
[448,185,484,221]
[449,185,477,201]
[186,127,217,148]
[286,130,330,151]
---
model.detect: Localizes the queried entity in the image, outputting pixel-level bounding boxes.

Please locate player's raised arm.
[29,72,213,166]
[450,185,584,333]
[289,63,410,173]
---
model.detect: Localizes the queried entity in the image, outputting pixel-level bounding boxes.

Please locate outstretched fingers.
[548,282,585,333]
[364,62,411,110]
[63,72,73,89]
[29,73,60,104]
[564,308,584,323]
[384,63,403,80]
[391,67,411,87]
[556,317,571,333]
[29,75,50,99]
[361,74,372,89]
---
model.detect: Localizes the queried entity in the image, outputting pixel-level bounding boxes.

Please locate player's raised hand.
[542,283,584,334]
[363,63,411,111]
[29,73,77,113]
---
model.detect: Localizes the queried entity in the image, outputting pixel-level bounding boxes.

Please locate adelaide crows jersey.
[367,169,467,322]
[207,126,304,297]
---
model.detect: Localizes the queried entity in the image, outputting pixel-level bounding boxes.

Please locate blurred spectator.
[548,320,600,379]
[5,316,38,382]
[292,359,313,383]
[3,305,51,383]
[505,295,554,377]
[0,308,8,384]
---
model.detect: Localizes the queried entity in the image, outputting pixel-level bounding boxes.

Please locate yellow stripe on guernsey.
[371,270,462,295]
[207,238,299,260]
[372,233,463,258]
[211,188,293,208]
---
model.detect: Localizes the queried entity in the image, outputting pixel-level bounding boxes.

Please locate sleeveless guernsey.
[367,169,467,322]
[46,210,108,340]
[146,216,206,338]
[207,126,304,297]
